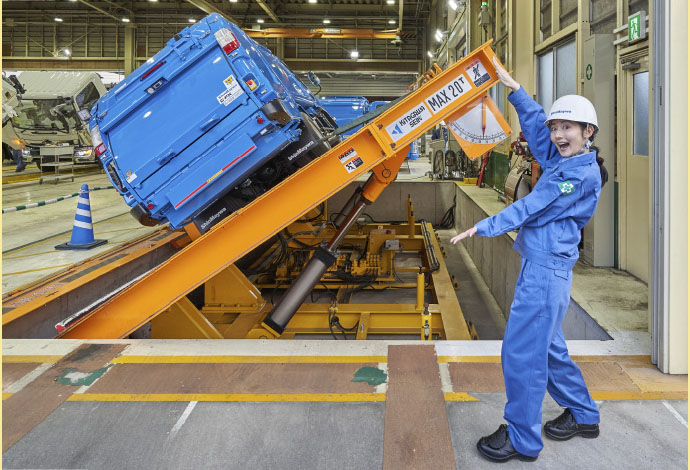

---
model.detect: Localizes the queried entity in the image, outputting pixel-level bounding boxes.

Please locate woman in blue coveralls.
[451,58,608,463]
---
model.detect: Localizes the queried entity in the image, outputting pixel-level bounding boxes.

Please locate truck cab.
[6,71,106,168]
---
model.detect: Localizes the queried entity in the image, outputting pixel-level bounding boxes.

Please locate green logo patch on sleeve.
[558,180,575,195]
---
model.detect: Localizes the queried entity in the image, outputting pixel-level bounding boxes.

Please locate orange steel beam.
[61,41,500,339]
[245,28,403,39]
[2,228,183,338]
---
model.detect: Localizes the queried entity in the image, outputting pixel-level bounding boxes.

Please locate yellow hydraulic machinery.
[3,41,508,340]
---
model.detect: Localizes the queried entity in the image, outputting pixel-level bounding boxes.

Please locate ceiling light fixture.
[308,0,317,3]
[386,0,395,4]
[188,18,196,23]
[257,18,264,23]
[121,17,130,22]
[448,0,458,11]
[435,29,446,42]
[427,50,433,58]
[54,17,63,22]
[64,49,71,56]
[350,50,359,59]
[323,19,331,24]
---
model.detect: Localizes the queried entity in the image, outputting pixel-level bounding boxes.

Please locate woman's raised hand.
[450,226,477,244]
[493,57,520,92]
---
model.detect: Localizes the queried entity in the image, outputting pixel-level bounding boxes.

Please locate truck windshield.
[10,98,78,133]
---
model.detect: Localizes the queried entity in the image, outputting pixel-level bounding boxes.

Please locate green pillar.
[124,24,136,76]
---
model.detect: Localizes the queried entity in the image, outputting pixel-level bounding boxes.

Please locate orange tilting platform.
[4,42,502,339]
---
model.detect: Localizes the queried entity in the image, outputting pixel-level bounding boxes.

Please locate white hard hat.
[545,95,598,130]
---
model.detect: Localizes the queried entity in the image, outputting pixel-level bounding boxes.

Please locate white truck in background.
[3,71,107,169]
[2,74,24,163]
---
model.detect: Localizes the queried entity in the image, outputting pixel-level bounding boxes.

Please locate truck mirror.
[307,71,320,87]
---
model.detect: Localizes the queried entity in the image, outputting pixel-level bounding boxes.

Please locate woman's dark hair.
[578,123,607,187]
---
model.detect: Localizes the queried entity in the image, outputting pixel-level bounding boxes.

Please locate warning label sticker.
[424,73,472,114]
[465,59,491,88]
[217,75,244,106]
[385,104,432,142]
[344,156,364,173]
[337,147,358,163]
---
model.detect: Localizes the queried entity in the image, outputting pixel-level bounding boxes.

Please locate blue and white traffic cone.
[55,184,108,250]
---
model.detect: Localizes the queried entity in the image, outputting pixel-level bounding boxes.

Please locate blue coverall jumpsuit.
[475,87,601,457]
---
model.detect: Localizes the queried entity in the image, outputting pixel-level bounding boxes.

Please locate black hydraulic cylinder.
[262,198,368,335]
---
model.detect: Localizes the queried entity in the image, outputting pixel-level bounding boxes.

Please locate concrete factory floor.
[2,159,687,468]
[2,340,687,469]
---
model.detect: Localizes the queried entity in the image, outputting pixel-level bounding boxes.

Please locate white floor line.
[438,362,453,394]
[662,400,688,428]
[168,401,198,441]
[3,363,54,394]
[375,362,388,394]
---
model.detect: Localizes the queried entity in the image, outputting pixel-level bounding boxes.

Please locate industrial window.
[560,0,578,29]
[489,82,506,117]
[540,0,552,41]
[537,39,576,113]
[75,82,100,111]
[632,71,649,156]
[628,0,649,16]
[590,0,617,35]
[537,51,554,114]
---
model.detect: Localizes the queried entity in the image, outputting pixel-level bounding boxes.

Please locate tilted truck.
[87,13,339,232]
[6,71,106,168]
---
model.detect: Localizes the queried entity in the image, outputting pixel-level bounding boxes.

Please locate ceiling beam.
[284,58,421,74]
[76,0,121,22]
[184,0,236,22]
[3,57,126,70]
[246,28,404,39]
[255,0,279,22]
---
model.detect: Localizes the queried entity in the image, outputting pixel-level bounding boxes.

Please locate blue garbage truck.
[87,13,338,232]
[317,96,369,138]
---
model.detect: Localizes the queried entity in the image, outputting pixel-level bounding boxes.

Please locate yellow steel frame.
[56,41,500,339]
[149,218,470,340]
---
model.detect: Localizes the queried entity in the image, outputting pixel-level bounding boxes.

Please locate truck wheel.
[282,112,332,168]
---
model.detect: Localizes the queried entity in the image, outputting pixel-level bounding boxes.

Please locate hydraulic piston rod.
[262,195,368,336]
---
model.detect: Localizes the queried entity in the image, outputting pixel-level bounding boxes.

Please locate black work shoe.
[544,408,600,441]
[476,424,538,463]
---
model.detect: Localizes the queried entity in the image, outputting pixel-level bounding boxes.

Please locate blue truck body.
[317,96,369,138]
[89,13,336,231]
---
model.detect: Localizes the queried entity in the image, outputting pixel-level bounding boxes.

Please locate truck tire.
[282,112,332,168]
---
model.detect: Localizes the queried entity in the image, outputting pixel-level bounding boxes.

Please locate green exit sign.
[628,10,646,43]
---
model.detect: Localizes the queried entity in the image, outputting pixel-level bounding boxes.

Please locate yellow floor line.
[112,355,388,364]
[439,355,654,364]
[7,390,686,403]
[591,391,688,401]
[444,392,480,401]
[68,393,386,402]
[439,356,501,363]
[3,213,130,255]
[2,263,73,276]
[2,355,63,363]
